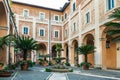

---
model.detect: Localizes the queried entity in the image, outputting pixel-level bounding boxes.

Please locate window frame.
[22,26,29,35]
[23,9,29,17]
[85,11,90,24]
[39,12,45,20]
[106,0,115,11]
[54,30,59,38]
[54,15,59,22]
[39,28,45,37]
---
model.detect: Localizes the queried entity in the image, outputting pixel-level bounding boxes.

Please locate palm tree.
[77,44,95,68]
[14,35,38,60]
[105,8,120,41]
[0,35,9,49]
[55,43,64,63]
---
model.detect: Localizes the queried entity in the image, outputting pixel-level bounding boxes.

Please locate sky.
[12,0,69,10]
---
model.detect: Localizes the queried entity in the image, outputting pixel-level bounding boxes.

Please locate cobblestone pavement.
[0,66,120,80]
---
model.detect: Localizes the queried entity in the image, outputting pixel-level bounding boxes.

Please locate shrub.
[48,61,52,66]
[65,62,71,66]
[0,62,4,66]
[46,68,51,72]
[27,60,33,67]
[80,62,91,67]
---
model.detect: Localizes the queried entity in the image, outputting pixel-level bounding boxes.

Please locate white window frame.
[39,28,45,36]
[54,15,59,22]
[64,13,67,19]
[54,30,59,38]
[65,29,67,37]
[72,2,76,12]
[85,11,91,24]
[72,22,76,32]
[106,0,115,11]
[39,12,45,20]
[23,9,29,17]
[22,26,29,35]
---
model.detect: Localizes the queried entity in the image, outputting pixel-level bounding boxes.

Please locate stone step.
[48,73,67,80]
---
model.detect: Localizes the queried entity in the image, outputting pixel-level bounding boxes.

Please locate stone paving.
[0,66,120,80]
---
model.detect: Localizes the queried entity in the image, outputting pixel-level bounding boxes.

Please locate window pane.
[24,10,28,17]
[24,27,28,34]
[55,31,58,37]
[40,29,44,36]
[73,3,76,11]
[86,12,90,23]
[107,0,114,10]
[55,16,59,21]
[40,13,45,20]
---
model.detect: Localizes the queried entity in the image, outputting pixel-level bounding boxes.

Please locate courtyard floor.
[0,66,120,80]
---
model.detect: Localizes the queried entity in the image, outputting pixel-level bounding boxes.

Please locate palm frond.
[77,45,95,55]
[109,9,120,19]
[106,30,120,35]
[105,22,120,28]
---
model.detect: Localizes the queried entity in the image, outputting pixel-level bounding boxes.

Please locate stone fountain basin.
[49,68,73,72]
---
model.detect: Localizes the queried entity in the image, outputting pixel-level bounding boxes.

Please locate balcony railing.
[51,20,62,26]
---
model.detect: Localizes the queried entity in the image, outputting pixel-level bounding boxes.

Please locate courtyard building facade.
[0,0,17,65]
[11,0,120,69]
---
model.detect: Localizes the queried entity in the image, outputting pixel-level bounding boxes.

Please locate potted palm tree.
[55,43,64,64]
[77,44,95,70]
[14,35,38,70]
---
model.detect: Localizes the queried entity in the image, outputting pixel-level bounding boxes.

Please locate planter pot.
[83,65,89,70]
[43,62,48,67]
[0,65,3,70]
[21,63,28,70]
[0,72,11,77]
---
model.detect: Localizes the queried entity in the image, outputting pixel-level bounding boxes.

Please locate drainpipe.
[48,11,51,63]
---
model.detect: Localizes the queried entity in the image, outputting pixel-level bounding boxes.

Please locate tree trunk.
[84,54,88,62]
[23,50,27,60]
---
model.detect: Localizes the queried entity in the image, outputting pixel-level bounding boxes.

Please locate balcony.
[36,18,48,24]
[51,20,62,26]
[19,15,33,22]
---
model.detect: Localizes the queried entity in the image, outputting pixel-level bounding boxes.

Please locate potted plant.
[77,44,95,70]
[13,35,38,70]
[0,62,4,70]
[55,43,64,64]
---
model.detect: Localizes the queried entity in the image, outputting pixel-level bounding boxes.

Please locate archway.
[83,34,94,67]
[36,43,47,60]
[0,1,8,64]
[52,45,57,58]
[71,40,79,66]
[102,28,117,69]
[64,44,69,62]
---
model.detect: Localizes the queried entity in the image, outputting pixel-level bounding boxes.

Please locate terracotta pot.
[83,65,89,70]
[43,62,48,67]
[21,63,28,70]
[0,72,11,77]
[0,65,3,70]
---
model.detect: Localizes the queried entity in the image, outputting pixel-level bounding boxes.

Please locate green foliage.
[45,68,51,72]
[14,35,38,60]
[27,60,33,67]
[105,8,120,41]
[77,45,95,63]
[65,62,71,66]
[80,62,92,67]
[77,45,95,55]
[48,61,52,66]
[0,62,4,66]
[20,60,33,67]
[70,69,73,72]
